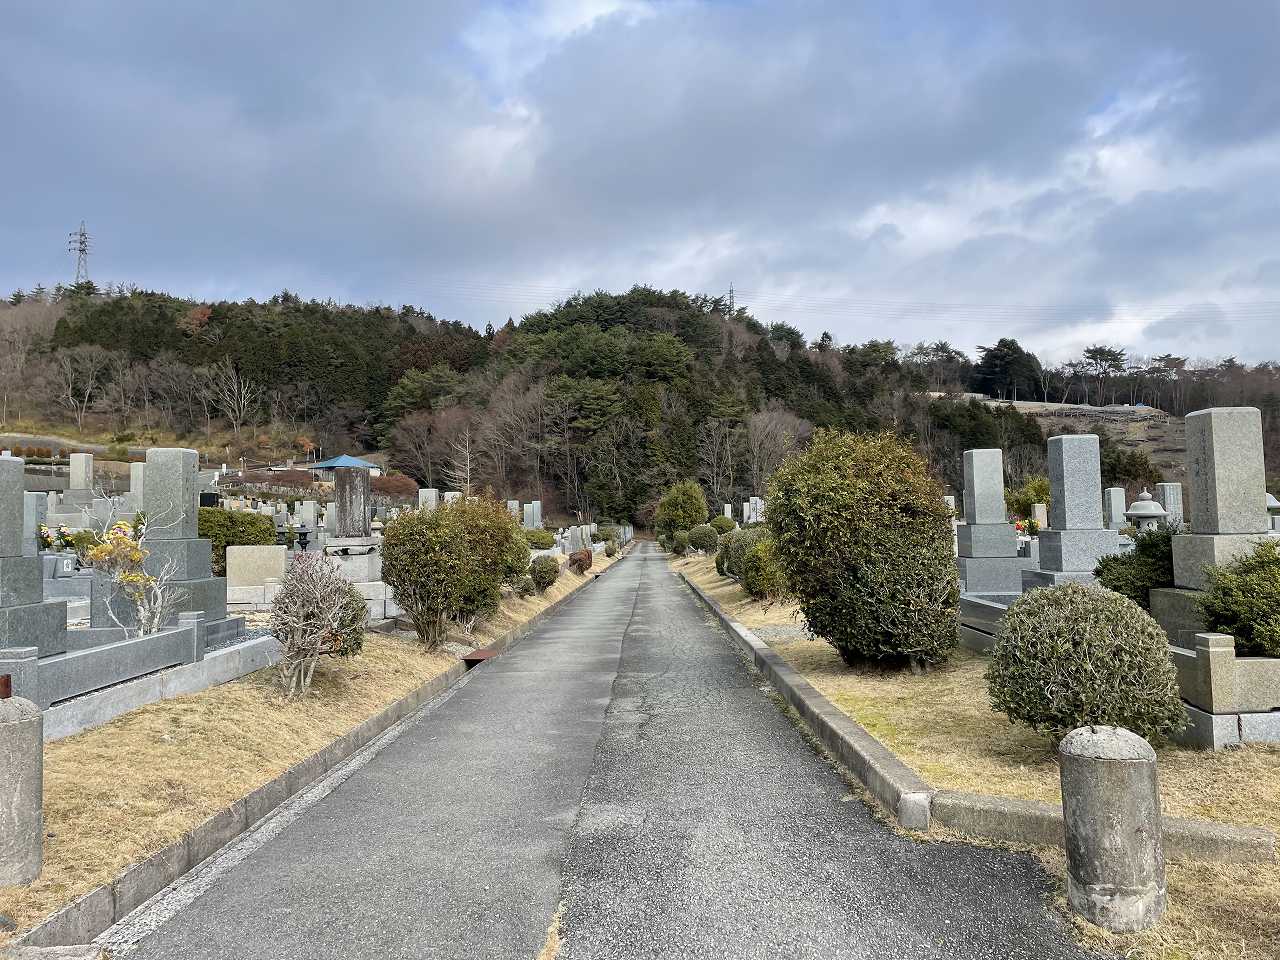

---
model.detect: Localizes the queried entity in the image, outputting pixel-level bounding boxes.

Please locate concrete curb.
[679,572,1277,865]
[680,574,934,830]
[17,549,635,950]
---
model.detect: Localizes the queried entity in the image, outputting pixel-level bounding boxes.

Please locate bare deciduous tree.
[207,357,262,438]
[745,404,810,493]
[55,343,112,433]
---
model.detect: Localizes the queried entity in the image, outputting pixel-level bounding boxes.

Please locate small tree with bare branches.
[270,553,368,696]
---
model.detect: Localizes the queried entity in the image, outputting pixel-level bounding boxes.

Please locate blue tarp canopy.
[308,454,377,470]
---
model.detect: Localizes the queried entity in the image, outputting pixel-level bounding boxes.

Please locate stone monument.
[1022,435,1119,589]
[955,449,1030,593]
[1103,487,1127,530]
[1154,482,1184,526]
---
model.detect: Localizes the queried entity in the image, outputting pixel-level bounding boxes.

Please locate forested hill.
[8,284,1215,521]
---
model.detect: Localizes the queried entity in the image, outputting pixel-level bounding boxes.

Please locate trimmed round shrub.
[1094,525,1175,610]
[722,526,768,579]
[655,480,708,538]
[1200,539,1280,657]
[987,582,1186,743]
[709,515,736,535]
[198,506,276,577]
[529,555,560,593]
[741,537,787,601]
[671,530,690,556]
[525,528,556,550]
[382,497,529,648]
[516,576,537,598]
[605,541,617,558]
[567,549,593,575]
[688,524,718,553]
[767,430,958,666]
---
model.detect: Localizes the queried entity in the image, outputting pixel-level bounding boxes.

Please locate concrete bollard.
[0,696,44,885]
[1059,726,1165,933]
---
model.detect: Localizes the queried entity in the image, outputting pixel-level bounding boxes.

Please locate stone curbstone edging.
[678,572,1277,865]
[680,574,934,830]
[18,550,636,950]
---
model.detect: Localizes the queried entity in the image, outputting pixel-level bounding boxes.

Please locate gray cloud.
[2,0,1279,362]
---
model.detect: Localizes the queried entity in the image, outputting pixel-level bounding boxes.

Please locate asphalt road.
[106,543,1093,960]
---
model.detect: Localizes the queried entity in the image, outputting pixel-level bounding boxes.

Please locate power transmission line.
[67,221,91,284]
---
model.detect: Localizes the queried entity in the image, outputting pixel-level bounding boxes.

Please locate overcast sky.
[4,1,1279,363]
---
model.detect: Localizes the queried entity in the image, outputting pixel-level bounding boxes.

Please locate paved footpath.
[106,543,1093,960]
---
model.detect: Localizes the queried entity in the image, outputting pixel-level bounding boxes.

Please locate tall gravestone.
[324,466,380,582]
[1154,482,1184,526]
[0,455,66,704]
[418,488,439,511]
[523,504,536,530]
[532,501,542,528]
[724,504,733,519]
[1171,408,1270,592]
[66,453,94,507]
[1103,488,1127,531]
[93,447,244,648]
[1022,435,1118,589]
[955,449,1030,592]
[22,492,46,558]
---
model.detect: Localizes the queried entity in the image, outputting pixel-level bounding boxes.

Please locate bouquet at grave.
[85,516,184,636]
[38,523,76,552]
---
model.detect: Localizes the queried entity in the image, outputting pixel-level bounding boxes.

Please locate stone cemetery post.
[532,501,542,528]
[1022,435,1118,589]
[0,696,43,885]
[418,488,439,511]
[443,491,461,504]
[1172,407,1271,592]
[724,503,733,519]
[67,452,93,504]
[1153,482,1183,525]
[1059,726,1165,933]
[1103,487,1127,530]
[523,504,535,530]
[954,449,1028,592]
[1031,502,1049,530]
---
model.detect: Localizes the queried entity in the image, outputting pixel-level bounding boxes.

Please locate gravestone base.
[328,552,382,583]
[324,537,379,556]
[0,645,38,701]
[1021,568,1099,590]
[1149,587,1208,649]
[957,524,1018,558]
[1037,528,1120,572]
[957,556,1035,593]
[0,600,68,657]
[0,554,43,607]
[1172,533,1275,591]
[1175,702,1280,750]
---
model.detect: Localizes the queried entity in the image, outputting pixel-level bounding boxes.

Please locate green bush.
[1005,475,1050,521]
[655,480,708,538]
[658,535,671,552]
[688,523,718,553]
[1200,540,1280,657]
[741,537,788,601]
[671,530,690,556]
[709,515,736,535]
[525,528,556,550]
[721,526,768,579]
[198,507,276,577]
[103,442,129,462]
[382,498,529,648]
[987,582,1186,743]
[529,555,560,593]
[517,576,537,598]
[605,541,617,558]
[1094,525,1175,610]
[767,430,958,666]
[715,544,728,576]
[67,528,103,564]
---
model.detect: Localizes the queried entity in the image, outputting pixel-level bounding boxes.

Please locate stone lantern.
[1125,489,1168,533]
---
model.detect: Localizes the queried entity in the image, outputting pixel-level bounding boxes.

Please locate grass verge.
[675,553,1280,960]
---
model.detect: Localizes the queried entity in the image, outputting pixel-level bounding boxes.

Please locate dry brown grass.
[0,550,620,942]
[677,554,1280,959]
